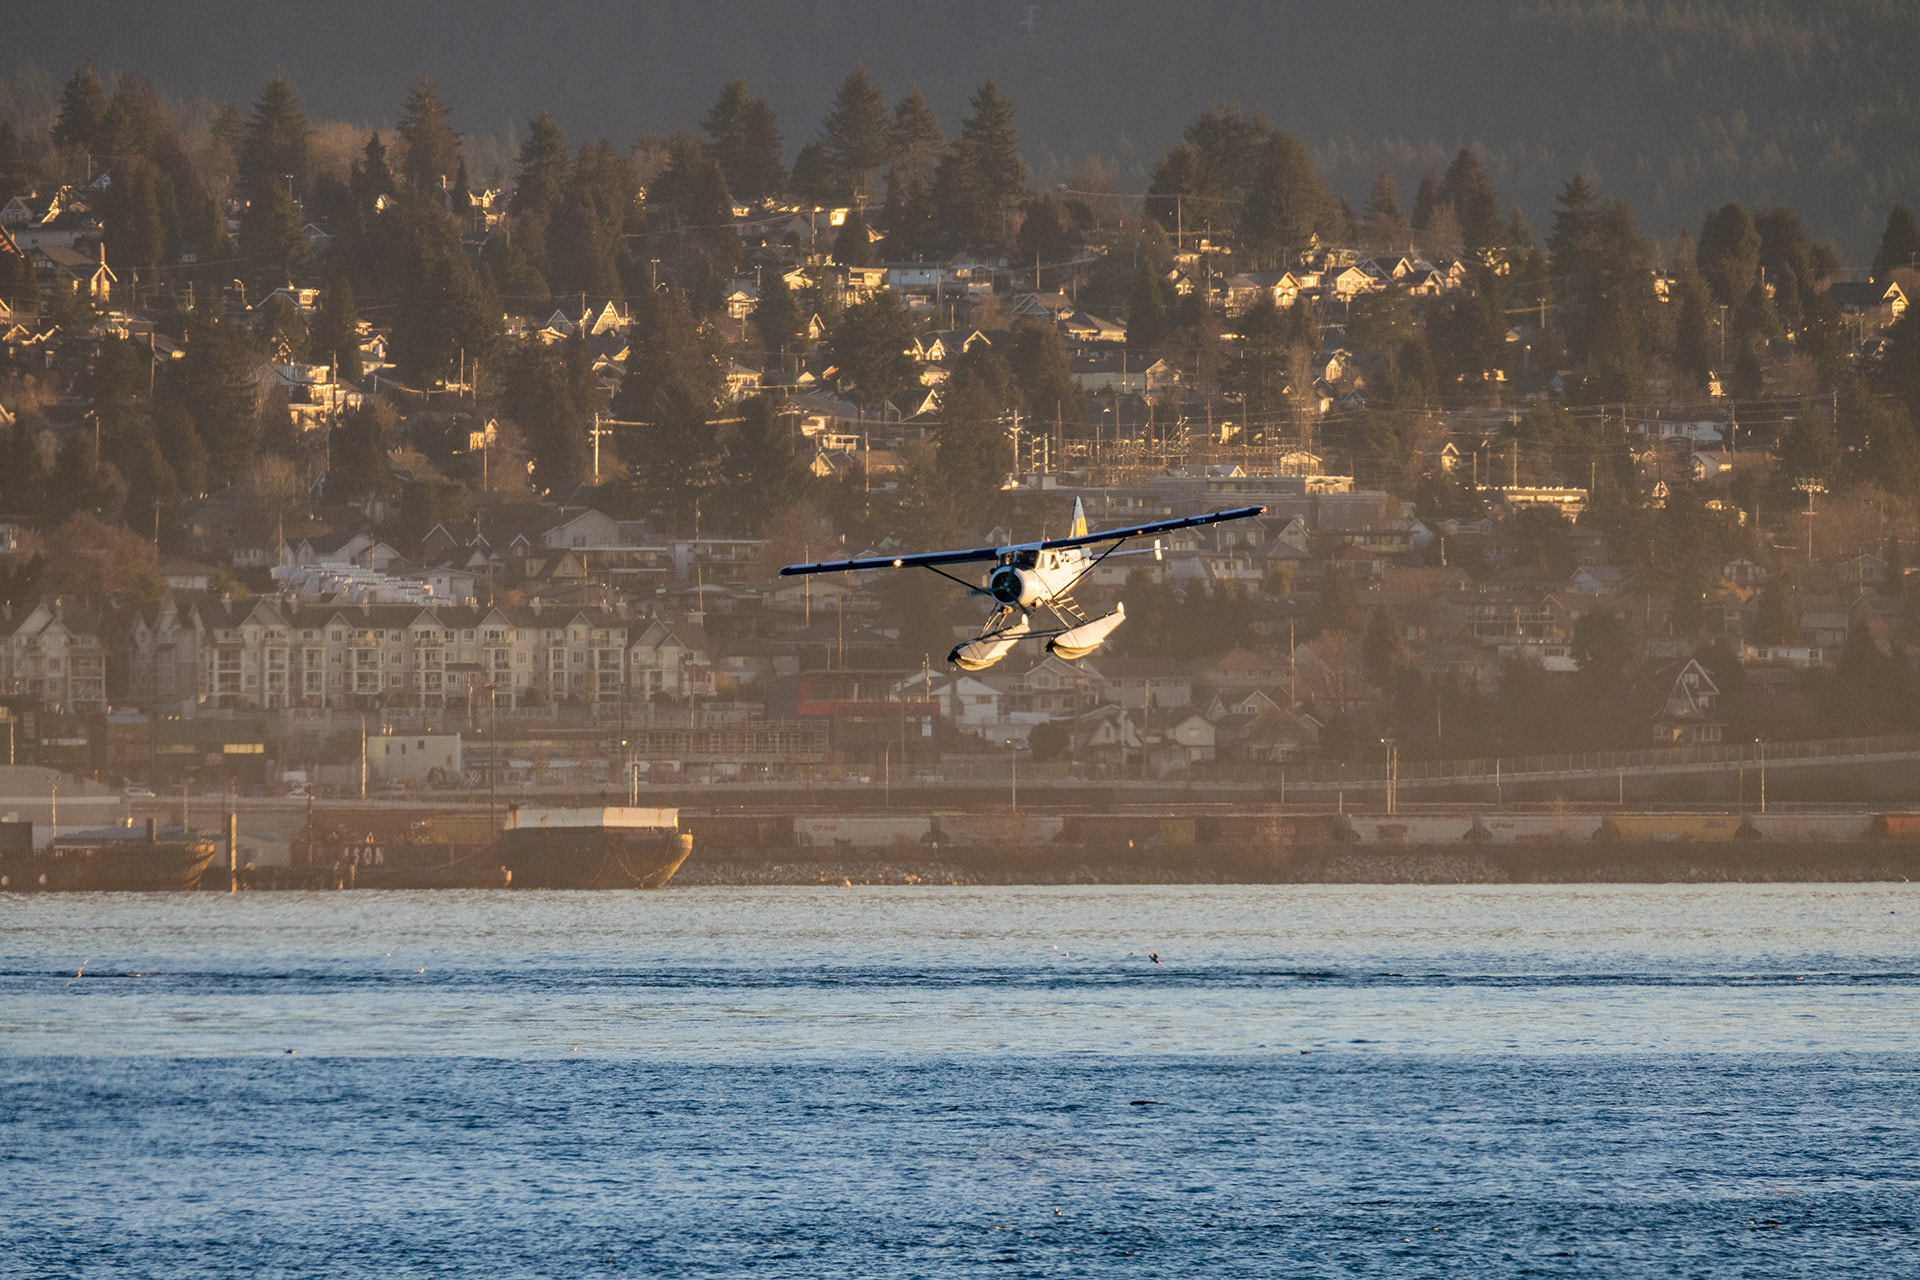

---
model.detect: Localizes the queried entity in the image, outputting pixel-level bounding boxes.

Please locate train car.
[794,815,933,848]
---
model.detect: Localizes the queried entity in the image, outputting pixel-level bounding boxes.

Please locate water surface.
[4,884,1915,1275]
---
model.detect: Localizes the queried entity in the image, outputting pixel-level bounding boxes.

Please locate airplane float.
[779,499,1266,670]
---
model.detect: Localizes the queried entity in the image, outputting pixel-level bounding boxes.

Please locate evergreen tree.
[935,367,1010,509]
[1014,197,1074,276]
[930,140,1000,251]
[502,337,594,492]
[0,419,49,516]
[1242,132,1339,261]
[1872,205,1920,281]
[827,291,919,408]
[399,76,461,193]
[1697,203,1761,308]
[955,80,1025,208]
[881,176,940,261]
[102,158,164,273]
[646,133,738,272]
[239,72,313,197]
[720,393,808,527]
[1125,263,1173,351]
[1364,169,1403,223]
[1360,168,1410,251]
[1672,258,1716,393]
[787,141,836,206]
[1839,372,1920,493]
[750,267,801,365]
[1144,143,1222,241]
[1312,564,1363,635]
[209,102,245,157]
[311,276,364,381]
[613,288,722,525]
[450,159,474,219]
[53,61,108,156]
[162,310,260,486]
[1884,305,1920,418]
[327,402,393,503]
[510,112,570,218]
[0,122,34,197]
[819,66,892,199]
[887,89,945,190]
[350,132,398,225]
[701,79,785,203]
[546,183,622,300]
[832,206,875,266]
[1440,147,1505,260]
[1775,413,1841,488]
[1410,170,1446,233]
[47,428,125,522]
[153,400,210,499]
[1361,604,1415,691]
[383,192,498,387]
[1002,320,1080,424]
[236,176,311,294]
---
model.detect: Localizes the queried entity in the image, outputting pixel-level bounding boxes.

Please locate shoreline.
[673,841,1920,886]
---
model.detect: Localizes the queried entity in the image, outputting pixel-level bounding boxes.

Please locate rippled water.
[4,884,1917,1276]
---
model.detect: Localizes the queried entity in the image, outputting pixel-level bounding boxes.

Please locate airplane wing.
[779,545,1003,576]
[1035,505,1267,552]
[778,506,1267,576]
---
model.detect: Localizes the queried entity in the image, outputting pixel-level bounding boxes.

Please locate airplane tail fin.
[1069,496,1088,539]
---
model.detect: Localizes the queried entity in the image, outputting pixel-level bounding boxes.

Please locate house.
[1142,709,1216,771]
[31,243,115,303]
[1098,660,1182,710]
[894,669,1003,732]
[1721,558,1768,588]
[541,509,622,552]
[1568,565,1627,595]
[1826,279,1907,328]
[1650,656,1724,745]
[628,617,714,700]
[1214,706,1322,762]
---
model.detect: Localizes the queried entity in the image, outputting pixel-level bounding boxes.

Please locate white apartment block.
[0,600,108,713]
[130,597,709,712]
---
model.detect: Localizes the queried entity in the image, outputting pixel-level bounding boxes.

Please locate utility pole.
[1795,478,1826,566]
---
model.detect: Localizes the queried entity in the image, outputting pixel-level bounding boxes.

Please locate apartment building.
[0,600,108,713]
[129,597,678,712]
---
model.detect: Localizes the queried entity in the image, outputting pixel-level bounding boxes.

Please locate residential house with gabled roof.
[1650,656,1723,745]
[1826,279,1906,328]
[629,616,713,701]
[1094,657,1193,711]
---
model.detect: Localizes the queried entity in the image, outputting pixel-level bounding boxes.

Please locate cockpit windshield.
[1013,550,1039,569]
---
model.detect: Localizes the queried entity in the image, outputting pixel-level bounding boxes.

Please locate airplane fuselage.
[987,546,1090,608]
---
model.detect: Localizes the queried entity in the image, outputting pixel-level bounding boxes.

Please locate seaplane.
[779,498,1266,670]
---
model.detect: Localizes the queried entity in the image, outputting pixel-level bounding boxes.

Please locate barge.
[490,807,692,889]
[0,820,217,892]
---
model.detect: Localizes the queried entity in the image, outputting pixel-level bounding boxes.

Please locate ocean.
[3,884,1916,1276]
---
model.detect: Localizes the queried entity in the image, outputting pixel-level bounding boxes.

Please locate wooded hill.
[4,0,1917,260]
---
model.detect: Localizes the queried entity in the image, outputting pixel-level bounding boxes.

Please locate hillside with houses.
[3,61,1920,790]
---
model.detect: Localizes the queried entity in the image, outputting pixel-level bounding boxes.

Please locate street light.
[1006,738,1018,813]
